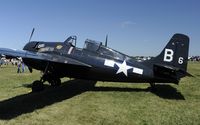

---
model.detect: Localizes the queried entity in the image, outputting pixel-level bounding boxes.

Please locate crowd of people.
[0,58,26,73]
[189,56,200,61]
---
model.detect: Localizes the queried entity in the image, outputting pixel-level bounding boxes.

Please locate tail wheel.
[149,83,156,91]
[150,83,156,88]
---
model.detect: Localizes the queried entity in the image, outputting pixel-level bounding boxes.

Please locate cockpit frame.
[64,36,77,47]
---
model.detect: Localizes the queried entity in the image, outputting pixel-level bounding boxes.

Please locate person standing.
[17,61,21,73]
[22,61,25,73]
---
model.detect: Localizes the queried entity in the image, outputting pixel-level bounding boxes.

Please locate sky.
[0,0,199,56]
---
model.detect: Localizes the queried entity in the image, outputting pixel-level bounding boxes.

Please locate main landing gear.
[31,74,61,92]
[31,62,61,92]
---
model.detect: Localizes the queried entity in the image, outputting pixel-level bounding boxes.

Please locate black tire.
[32,80,44,92]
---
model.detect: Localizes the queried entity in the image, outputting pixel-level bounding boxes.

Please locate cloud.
[121,21,136,28]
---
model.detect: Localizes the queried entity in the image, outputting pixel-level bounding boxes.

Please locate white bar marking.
[133,67,143,75]
[68,47,74,54]
[104,59,115,67]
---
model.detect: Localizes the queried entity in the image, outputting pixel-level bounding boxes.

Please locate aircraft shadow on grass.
[0,79,185,120]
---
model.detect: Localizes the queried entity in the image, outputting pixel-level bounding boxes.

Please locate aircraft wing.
[0,48,91,67]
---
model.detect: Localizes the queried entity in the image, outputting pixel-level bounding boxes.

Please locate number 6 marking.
[178,57,184,64]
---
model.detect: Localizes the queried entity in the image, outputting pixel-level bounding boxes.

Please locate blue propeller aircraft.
[0,29,191,92]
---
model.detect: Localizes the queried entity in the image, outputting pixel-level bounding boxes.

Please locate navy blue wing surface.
[0,48,91,68]
[0,48,31,58]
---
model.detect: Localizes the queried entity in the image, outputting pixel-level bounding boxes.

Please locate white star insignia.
[115,61,132,76]
[104,59,144,76]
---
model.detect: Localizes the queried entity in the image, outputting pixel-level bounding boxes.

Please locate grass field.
[0,62,200,125]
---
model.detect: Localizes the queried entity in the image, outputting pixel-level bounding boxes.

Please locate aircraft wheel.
[49,78,61,87]
[32,80,44,92]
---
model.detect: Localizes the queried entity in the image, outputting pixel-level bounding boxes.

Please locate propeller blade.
[28,28,35,42]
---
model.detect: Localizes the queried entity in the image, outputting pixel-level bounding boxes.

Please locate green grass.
[0,62,200,125]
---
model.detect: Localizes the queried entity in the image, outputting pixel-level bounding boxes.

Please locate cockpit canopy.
[83,39,125,60]
[83,39,102,52]
[63,36,125,60]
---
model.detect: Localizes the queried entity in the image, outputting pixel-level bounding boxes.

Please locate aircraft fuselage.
[22,39,178,84]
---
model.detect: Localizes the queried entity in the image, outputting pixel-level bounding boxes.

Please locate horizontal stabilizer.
[153,64,193,79]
